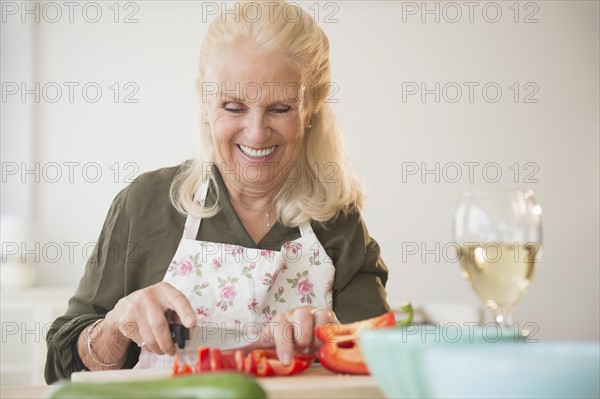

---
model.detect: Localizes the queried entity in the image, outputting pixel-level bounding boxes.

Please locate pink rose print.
[261,274,271,286]
[225,244,243,254]
[283,242,303,254]
[274,286,285,303]
[262,306,276,323]
[197,306,210,317]
[224,244,243,263]
[215,276,239,311]
[260,249,274,261]
[247,297,259,313]
[287,270,316,304]
[167,261,176,272]
[261,271,279,291]
[178,259,193,276]
[309,247,321,266]
[326,280,333,294]
[212,258,222,270]
[220,285,237,301]
[170,254,202,278]
[296,277,314,296]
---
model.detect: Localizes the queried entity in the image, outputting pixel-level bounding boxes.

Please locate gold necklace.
[231,198,274,228]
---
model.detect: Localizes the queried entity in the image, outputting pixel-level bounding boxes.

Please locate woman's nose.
[244,111,271,144]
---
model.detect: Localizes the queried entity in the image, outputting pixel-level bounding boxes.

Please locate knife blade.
[169,323,262,364]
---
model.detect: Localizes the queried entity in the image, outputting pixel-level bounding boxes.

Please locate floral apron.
[135,181,335,368]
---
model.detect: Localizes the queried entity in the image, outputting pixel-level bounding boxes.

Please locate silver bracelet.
[86,319,125,367]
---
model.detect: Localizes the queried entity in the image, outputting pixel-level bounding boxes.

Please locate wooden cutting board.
[71,365,385,399]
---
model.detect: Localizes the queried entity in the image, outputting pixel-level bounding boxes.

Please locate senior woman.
[45,0,390,383]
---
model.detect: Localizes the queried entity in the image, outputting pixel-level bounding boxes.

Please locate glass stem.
[495,308,513,328]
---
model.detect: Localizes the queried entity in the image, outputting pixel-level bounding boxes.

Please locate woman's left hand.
[260,306,338,365]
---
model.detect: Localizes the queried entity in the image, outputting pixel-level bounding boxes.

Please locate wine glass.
[453,189,543,327]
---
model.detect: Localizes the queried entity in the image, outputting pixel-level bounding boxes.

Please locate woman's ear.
[305,116,312,130]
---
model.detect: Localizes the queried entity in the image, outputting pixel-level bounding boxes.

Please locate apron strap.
[298,222,313,237]
[182,181,210,240]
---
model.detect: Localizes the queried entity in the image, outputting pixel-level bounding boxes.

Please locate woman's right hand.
[104,282,197,356]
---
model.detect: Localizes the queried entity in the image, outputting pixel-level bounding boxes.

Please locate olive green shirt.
[45,163,390,383]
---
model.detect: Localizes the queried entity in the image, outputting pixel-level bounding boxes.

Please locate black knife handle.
[169,324,189,349]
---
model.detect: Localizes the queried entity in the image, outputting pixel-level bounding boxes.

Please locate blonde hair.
[170,0,364,227]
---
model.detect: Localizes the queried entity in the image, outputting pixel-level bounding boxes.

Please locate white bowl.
[361,326,599,398]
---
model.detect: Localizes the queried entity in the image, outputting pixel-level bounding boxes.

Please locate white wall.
[2,1,598,341]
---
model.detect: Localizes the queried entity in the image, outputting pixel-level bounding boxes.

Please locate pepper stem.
[395,301,414,326]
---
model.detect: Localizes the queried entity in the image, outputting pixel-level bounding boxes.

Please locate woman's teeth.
[238,145,277,158]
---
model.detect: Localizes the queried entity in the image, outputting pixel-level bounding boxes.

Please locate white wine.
[458,243,542,312]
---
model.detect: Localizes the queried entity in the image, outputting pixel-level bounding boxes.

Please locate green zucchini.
[47,372,267,399]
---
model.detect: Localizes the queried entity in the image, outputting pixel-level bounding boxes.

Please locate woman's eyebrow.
[220,94,293,107]
[220,94,245,103]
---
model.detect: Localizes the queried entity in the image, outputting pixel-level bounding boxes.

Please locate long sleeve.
[316,211,391,323]
[44,186,141,383]
[44,164,193,383]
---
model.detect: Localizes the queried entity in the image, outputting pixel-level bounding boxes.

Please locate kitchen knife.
[169,323,261,365]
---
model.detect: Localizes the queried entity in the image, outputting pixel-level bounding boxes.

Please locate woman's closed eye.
[224,103,292,114]
[269,105,291,114]
[224,102,246,113]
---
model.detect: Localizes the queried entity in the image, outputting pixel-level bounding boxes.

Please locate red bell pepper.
[219,350,239,371]
[173,347,314,377]
[250,349,314,377]
[195,346,210,373]
[234,349,246,372]
[172,355,194,376]
[209,348,224,370]
[316,311,396,375]
[172,355,180,376]
[181,362,193,375]
[244,350,257,374]
[254,352,275,377]
[267,353,314,376]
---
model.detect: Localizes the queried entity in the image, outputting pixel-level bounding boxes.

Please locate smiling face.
[204,45,307,192]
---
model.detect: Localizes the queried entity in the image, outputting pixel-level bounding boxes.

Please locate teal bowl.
[361,325,600,398]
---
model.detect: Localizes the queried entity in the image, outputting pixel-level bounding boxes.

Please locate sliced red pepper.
[172,355,194,376]
[249,350,272,377]
[266,358,312,375]
[316,311,396,343]
[174,347,315,377]
[249,349,315,377]
[180,362,193,375]
[195,346,210,373]
[256,357,275,377]
[318,339,369,375]
[244,351,257,374]
[210,348,224,370]
[220,351,238,370]
[316,311,396,375]
[172,355,180,376]
[234,350,245,372]
[268,352,314,375]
